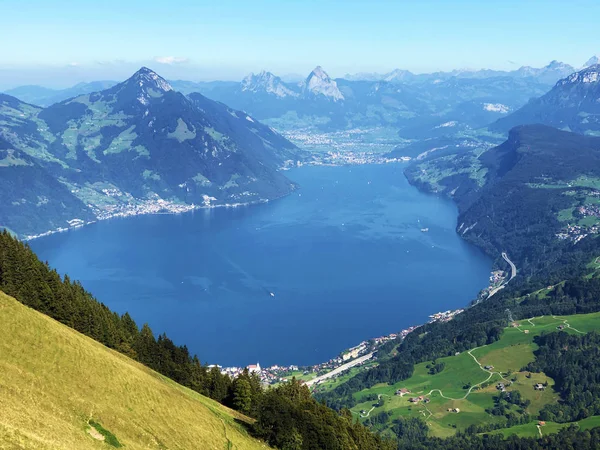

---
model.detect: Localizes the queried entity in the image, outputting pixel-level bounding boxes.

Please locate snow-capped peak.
[303,66,344,101]
[583,55,600,68]
[132,67,173,92]
[241,71,298,98]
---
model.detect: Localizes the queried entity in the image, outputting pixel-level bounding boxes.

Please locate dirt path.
[424,346,509,401]
[358,394,390,418]
[220,419,234,450]
[552,316,585,334]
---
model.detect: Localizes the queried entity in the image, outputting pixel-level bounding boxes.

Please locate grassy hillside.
[492,415,600,439]
[346,312,600,438]
[0,290,268,450]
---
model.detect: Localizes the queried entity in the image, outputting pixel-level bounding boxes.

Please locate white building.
[248,363,261,374]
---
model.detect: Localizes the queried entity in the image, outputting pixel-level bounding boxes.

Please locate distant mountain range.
[4,81,118,107]
[0,68,305,238]
[196,65,557,138]
[3,58,600,237]
[345,58,597,85]
[4,59,592,140]
[491,64,600,135]
[405,63,600,207]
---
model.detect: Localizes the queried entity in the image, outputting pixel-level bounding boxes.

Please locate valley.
[2,31,600,447]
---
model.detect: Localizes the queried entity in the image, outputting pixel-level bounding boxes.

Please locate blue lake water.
[31,164,491,367]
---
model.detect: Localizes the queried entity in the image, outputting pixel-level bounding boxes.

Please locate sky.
[0,0,599,88]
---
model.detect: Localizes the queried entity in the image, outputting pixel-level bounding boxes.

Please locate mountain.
[343,71,385,81]
[194,67,550,141]
[343,61,575,86]
[583,55,600,68]
[4,80,117,106]
[0,68,305,238]
[0,136,94,237]
[406,125,600,272]
[302,66,345,101]
[512,60,575,84]
[341,69,416,83]
[241,70,299,98]
[491,64,600,135]
[383,69,415,83]
[458,125,600,264]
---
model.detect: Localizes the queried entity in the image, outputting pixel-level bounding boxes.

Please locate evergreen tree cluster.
[525,331,600,423]
[392,417,600,450]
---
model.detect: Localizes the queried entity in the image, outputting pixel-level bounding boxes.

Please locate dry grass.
[0,291,269,450]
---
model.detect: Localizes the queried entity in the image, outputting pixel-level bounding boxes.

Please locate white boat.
[421,228,429,232]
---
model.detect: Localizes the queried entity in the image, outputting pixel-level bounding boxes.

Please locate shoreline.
[22,155,410,242]
[225,166,505,384]
[22,157,498,387]
[23,196,278,242]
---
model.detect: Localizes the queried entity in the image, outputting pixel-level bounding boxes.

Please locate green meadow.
[348,312,600,438]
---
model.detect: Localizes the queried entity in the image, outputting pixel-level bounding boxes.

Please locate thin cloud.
[68,62,79,67]
[154,56,189,65]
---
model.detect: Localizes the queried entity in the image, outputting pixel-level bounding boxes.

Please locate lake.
[31,163,491,367]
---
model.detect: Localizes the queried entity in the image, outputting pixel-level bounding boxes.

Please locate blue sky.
[1,0,599,88]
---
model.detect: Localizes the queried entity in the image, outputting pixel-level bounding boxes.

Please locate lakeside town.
[218,264,510,387]
[24,153,408,241]
[218,307,465,387]
[303,151,410,166]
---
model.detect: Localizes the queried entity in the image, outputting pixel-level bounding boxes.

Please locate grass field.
[493,415,600,438]
[0,291,269,450]
[349,312,600,439]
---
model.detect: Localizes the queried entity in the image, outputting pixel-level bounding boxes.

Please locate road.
[502,252,517,281]
[305,352,374,387]
[487,253,517,298]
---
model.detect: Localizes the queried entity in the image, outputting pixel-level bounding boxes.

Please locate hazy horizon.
[1,0,599,89]
[0,54,598,91]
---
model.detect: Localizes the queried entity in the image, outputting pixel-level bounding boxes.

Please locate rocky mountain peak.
[241,71,298,98]
[304,66,344,101]
[130,67,173,93]
[556,64,600,86]
[583,55,600,68]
